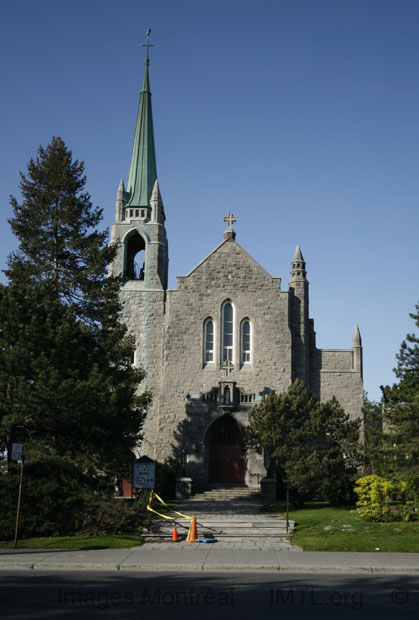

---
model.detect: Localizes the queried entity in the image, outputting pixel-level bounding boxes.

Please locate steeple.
[125,29,157,209]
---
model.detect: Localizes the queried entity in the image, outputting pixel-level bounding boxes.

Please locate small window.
[204,319,214,363]
[241,320,251,364]
[222,302,233,362]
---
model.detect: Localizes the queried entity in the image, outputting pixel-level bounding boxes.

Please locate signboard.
[11,444,23,461]
[133,456,156,489]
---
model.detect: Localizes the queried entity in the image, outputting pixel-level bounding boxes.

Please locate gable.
[175,239,281,291]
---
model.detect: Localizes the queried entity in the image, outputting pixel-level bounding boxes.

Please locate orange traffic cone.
[186,516,197,543]
[172,527,179,542]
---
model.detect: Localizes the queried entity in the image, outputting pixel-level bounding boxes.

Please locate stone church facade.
[111,43,363,491]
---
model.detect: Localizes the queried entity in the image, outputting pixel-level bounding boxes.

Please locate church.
[110,40,363,493]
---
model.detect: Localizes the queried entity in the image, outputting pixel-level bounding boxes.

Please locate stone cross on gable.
[222,359,234,377]
[224,212,236,229]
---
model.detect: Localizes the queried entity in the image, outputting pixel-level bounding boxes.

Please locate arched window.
[241,320,251,364]
[204,319,214,363]
[222,301,234,362]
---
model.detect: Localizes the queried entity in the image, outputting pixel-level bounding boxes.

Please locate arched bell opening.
[125,231,146,280]
[206,415,245,483]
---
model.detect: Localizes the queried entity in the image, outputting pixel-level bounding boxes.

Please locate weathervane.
[141,28,154,64]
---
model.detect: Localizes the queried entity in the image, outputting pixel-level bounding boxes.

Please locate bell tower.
[111,29,168,290]
[110,30,167,448]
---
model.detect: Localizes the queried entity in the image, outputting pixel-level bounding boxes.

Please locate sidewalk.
[1,546,419,574]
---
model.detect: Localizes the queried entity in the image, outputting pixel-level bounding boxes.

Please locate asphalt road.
[1,570,418,620]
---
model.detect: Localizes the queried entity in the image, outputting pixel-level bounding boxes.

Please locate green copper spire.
[125,29,157,208]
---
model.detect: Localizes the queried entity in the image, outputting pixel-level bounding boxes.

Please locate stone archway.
[207,415,245,483]
[125,231,146,280]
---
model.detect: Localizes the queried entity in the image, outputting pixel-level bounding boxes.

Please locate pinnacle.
[293,245,304,262]
[117,178,124,196]
[150,178,161,202]
[353,324,362,347]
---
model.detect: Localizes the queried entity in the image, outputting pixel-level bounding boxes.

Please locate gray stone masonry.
[111,202,363,488]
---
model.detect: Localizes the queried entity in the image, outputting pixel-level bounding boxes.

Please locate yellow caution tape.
[146,505,176,520]
[146,490,193,521]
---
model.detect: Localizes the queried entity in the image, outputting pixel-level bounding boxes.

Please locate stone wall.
[111,222,364,487]
[155,238,294,481]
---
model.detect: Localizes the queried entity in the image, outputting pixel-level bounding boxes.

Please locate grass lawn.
[0,535,143,550]
[264,501,419,552]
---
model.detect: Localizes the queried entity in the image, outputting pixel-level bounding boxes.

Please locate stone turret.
[289,246,310,383]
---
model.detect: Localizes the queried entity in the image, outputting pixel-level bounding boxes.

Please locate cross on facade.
[222,359,234,377]
[141,28,154,63]
[224,212,236,229]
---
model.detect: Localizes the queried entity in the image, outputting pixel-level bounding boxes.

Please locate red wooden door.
[209,444,245,482]
[208,416,245,483]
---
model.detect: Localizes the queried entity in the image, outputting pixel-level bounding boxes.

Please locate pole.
[286,485,289,535]
[13,459,24,549]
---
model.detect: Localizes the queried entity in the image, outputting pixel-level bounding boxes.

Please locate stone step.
[144,484,287,544]
[154,519,291,526]
[143,536,292,543]
[146,531,291,539]
[145,520,295,537]
[188,495,259,500]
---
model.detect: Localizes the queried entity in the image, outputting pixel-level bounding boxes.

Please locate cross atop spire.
[141,28,154,66]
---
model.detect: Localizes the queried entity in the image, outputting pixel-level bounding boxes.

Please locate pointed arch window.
[222,301,234,362]
[241,319,251,364]
[204,319,214,364]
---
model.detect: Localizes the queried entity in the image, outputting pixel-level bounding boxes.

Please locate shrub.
[75,493,149,536]
[354,474,416,522]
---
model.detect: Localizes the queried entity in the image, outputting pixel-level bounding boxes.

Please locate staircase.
[143,485,294,544]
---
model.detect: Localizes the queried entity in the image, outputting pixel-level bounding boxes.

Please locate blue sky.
[1,0,418,402]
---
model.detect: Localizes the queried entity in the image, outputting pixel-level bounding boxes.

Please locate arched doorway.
[208,415,245,483]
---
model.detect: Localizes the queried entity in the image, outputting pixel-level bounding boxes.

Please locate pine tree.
[0,138,150,528]
[0,284,149,480]
[6,136,116,324]
[382,302,419,474]
[362,394,391,476]
[247,380,361,505]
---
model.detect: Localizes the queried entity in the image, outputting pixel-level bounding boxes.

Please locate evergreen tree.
[6,136,117,324]
[381,302,419,475]
[0,138,150,533]
[362,394,391,476]
[247,380,361,505]
[0,283,148,480]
